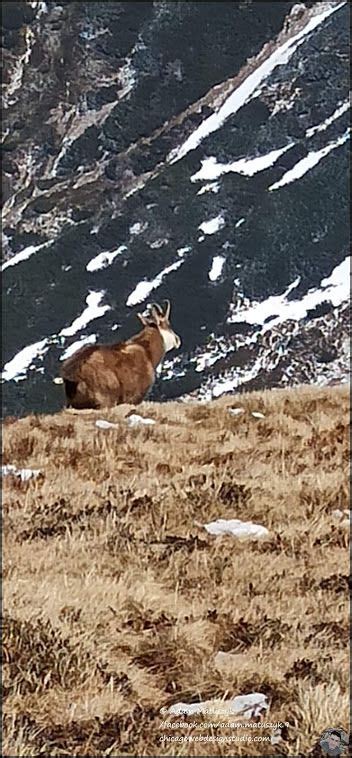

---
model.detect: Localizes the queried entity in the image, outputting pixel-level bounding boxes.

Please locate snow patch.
[28,1,48,17]
[2,292,109,382]
[194,351,218,373]
[209,255,225,281]
[126,281,157,306]
[212,376,244,398]
[193,337,236,373]
[1,338,50,382]
[60,291,110,337]
[199,215,225,236]
[168,2,345,163]
[2,240,53,271]
[197,182,220,195]
[126,259,184,306]
[269,129,350,190]
[192,144,294,182]
[306,100,350,138]
[130,221,148,236]
[86,246,127,272]
[117,57,137,98]
[177,246,192,256]
[229,257,350,331]
[150,238,169,249]
[60,334,97,361]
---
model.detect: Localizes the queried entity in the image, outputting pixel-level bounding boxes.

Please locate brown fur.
[60,302,180,410]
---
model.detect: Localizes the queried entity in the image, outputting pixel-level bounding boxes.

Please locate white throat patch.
[160,328,180,353]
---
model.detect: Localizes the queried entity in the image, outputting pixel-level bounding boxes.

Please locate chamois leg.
[64,379,77,408]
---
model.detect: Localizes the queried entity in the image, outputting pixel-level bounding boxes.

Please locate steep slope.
[2,1,350,416]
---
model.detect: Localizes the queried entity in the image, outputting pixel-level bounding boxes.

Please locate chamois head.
[138,300,181,352]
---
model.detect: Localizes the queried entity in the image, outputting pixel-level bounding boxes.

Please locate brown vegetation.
[2,384,350,756]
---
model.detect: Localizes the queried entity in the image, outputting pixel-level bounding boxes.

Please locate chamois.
[56,300,181,410]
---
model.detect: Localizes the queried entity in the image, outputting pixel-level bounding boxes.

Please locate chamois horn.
[150,302,164,315]
[163,299,171,319]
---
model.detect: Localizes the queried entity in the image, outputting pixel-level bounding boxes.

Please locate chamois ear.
[137,313,148,326]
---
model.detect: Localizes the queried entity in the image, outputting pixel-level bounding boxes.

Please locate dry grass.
[2,384,350,756]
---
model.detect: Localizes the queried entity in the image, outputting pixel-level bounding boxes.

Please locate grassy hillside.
[2,385,350,756]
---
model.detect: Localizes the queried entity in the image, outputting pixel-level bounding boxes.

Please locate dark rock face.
[1,1,350,416]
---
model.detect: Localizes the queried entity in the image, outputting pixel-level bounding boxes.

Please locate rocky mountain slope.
[2,1,350,416]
